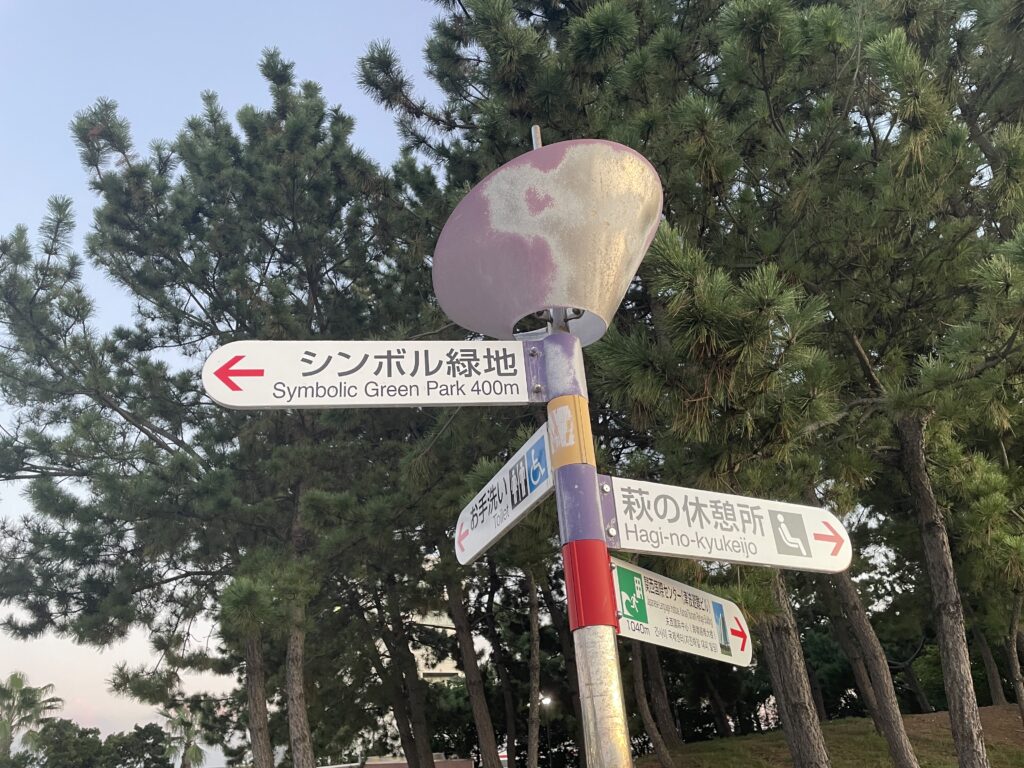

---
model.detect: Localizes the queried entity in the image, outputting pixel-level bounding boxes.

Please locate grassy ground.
[636,705,1024,768]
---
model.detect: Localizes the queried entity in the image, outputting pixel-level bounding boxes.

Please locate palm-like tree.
[159,705,205,768]
[0,671,63,759]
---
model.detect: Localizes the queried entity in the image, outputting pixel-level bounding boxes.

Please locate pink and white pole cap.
[432,139,663,346]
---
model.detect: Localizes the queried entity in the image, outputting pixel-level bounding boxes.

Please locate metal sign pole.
[431,127,663,766]
[532,127,630,766]
[542,329,632,767]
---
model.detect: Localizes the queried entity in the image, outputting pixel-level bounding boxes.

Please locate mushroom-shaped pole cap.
[433,139,663,346]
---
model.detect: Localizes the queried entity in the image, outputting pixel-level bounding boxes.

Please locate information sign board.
[202,340,532,409]
[455,424,553,564]
[605,477,851,573]
[612,557,752,666]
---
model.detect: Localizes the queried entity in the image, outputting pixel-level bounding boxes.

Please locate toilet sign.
[602,476,851,573]
[455,424,554,564]
[612,558,752,666]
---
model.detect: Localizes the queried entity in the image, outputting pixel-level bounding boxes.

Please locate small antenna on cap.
[531,125,543,150]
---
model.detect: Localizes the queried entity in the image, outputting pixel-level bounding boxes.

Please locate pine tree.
[360,4,1024,767]
[0,48,445,765]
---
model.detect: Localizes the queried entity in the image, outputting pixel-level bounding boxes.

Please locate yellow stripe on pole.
[546,394,596,468]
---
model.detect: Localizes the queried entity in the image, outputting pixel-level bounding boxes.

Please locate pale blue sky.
[0,0,441,324]
[0,0,441,758]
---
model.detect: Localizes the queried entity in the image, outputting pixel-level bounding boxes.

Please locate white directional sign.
[202,340,532,409]
[605,477,852,573]
[612,557,752,666]
[455,424,553,564]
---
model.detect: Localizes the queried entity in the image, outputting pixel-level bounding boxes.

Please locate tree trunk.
[357,609,421,768]
[850,652,881,727]
[643,643,687,749]
[447,574,503,768]
[490,646,519,768]
[526,571,541,768]
[483,627,518,767]
[751,701,764,731]
[704,671,733,738]
[630,641,675,768]
[830,571,919,768]
[485,562,518,768]
[493,660,518,768]
[286,606,316,768]
[731,701,750,736]
[902,662,934,714]
[382,660,421,768]
[758,572,831,768]
[971,620,1007,706]
[393,701,421,768]
[806,661,828,722]
[285,490,316,768]
[399,641,436,768]
[1005,593,1024,727]
[244,632,275,768]
[385,591,436,768]
[539,574,586,768]
[897,414,989,768]
[829,611,880,729]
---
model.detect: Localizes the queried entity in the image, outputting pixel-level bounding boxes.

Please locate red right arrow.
[214,355,265,392]
[813,521,845,557]
[730,617,748,652]
[457,523,470,552]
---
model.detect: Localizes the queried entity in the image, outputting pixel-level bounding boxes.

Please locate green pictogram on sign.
[616,566,648,623]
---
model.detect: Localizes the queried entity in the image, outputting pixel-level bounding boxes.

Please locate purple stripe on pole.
[556,464,605,541]
[542,332,588,399]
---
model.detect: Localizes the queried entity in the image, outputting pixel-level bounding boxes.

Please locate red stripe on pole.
[562,540,619,631]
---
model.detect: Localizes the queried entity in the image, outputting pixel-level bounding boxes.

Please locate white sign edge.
[455,424,554,566]
[610,556,753,667]
[201,339,534,410]
[606,476,853,574]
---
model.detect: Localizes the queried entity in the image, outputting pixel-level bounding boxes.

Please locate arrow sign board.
[605,477,852,573]
[455,424,553,565]
[611,557,752,667]
[203,340,532,409]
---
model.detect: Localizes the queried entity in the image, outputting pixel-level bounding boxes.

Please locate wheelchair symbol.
[527,442,548,491]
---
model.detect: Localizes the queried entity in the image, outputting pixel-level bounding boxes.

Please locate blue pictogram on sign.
[526,438,549,493]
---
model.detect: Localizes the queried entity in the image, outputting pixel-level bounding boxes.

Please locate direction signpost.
[600,476,852,573]
[202,132,853,768]
[202,339,537,409]
[455,423,553,564]
[611,557,752,667]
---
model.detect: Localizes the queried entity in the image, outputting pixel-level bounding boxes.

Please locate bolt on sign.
[612,557,752,667]
[455,424,554,565]
[203,340,533,409]
[602,476,851,574]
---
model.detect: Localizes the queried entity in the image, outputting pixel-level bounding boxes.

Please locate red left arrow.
[457,523,470,552]
[214,355,265,392]
[813,521,845,557]
[730,617,748,652]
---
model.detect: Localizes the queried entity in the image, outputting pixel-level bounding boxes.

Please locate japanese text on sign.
[617,485,766,535]
[612,557,752,666]
[203,340,533,410]
[606,476,852,573]
[455,425,553,564]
